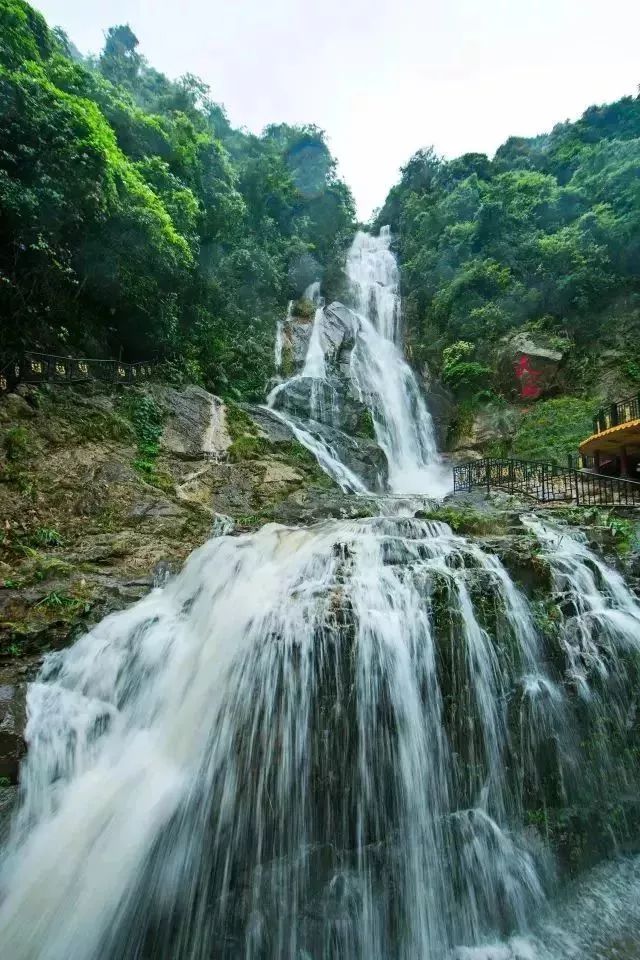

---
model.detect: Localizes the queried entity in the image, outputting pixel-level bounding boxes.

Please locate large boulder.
[154,385,230,460]
[248,405,388,492]
[283,317,314,369]
[270,375,371,436]
[497,332,565,401]
[322,302,359,373]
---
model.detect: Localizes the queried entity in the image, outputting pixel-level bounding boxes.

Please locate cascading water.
[267,228,451,497]
[1,224,640,958]
[1,509,639,958]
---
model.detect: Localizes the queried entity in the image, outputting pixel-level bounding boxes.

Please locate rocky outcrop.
[421,364,455,448]
[497,332,566,401]
[154,385,231,459]
[270,375,370,436]
[322,302,359,373]
[250,405,387,492]
[449,401,522,461]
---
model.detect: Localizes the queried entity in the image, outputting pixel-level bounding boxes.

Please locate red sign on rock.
[514,355,544,399]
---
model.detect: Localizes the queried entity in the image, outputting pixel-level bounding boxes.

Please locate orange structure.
[579,394,640,478]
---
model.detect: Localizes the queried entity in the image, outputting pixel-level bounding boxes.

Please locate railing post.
[610,403,619,428]
[574,470,580,506]
[485,460,490,494]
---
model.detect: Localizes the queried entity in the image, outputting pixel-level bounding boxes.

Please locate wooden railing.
[453,457,640,507]
[593,394,640,434]
[0,352,157,393]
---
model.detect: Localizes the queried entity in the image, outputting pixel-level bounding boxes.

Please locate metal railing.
[0,352,157,393]
[593,394,640,434]
[453,457,640,507]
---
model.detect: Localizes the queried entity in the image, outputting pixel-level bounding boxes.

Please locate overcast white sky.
[35,0,640,219]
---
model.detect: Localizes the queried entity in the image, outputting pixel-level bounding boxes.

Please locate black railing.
[453,457,640,507]
[593,394,640,434]
[0,352,157,393]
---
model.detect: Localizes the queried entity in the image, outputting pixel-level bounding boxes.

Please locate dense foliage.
[377,96,640,394]
[0,2,355,398]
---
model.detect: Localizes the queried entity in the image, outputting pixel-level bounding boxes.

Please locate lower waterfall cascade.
[0,229,639,960]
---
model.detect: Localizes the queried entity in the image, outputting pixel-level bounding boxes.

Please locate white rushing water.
[1,220,639,958]
[268,228,451,497]
[1,512,639,958]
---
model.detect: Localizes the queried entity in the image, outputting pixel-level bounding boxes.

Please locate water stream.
[0,231,638,959]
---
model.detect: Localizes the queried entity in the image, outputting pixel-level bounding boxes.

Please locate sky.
[34,0,640,219]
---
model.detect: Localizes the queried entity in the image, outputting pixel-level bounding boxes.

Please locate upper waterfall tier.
[268,229,451,498]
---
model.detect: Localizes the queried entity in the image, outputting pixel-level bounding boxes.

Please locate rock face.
[0,683,26,784]
[271,375,370,436]
[155,385,230,459]
[269,301,390,491]
[449,402,522,461]
[322,302,359,373]
[421,364,455,448]
[498,332,565,401]
[250,405,387,492]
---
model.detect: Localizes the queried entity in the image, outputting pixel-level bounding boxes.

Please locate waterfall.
[268,229,451,497]
[274,301,292,373]
[1,221,639,958]
[1,510,639,958]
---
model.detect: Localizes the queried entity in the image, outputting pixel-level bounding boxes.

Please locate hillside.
[376,95,640,460]
[0,0,355,399]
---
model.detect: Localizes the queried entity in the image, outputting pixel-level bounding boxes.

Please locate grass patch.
[31,527,64,548]
[3,426,33,461]
[35,590,91,613]
[509,396,600,463]
[417,505,507,536]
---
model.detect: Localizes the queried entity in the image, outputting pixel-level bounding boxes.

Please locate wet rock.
[244,406,294,443]
[152,560,173,588]
[212,514,235,537]
[322,302,358,366]
[284,318,314,367]
[0,683,26,784]
[267,489,379,526]
[271,375,370,436]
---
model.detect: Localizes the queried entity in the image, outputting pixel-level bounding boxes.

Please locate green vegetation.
[377,98,640,398]
[35,590,89,612]
[31,526,63,547]
[505,397,599,462]
[416,505,507,536]
[0,1,355,401]
[3,426,32,461]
